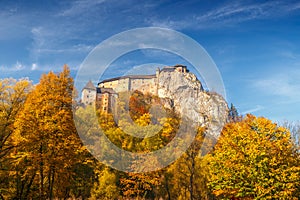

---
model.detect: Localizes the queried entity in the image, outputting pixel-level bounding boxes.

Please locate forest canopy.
[0,66,299,199]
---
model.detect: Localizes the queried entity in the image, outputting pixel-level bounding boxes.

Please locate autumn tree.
[12,65,86,199]
[90,167,119,200]
[0,78,32,199]
[129,90,151,120]
[206,114,300,199]
[119,170,161,199]
[80,90,182,199]
[164,127,213,200]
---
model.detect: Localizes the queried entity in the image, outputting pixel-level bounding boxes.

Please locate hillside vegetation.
[0,66,299,199]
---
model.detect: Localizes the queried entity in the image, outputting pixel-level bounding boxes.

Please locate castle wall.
[94,66,191,112]
[99,93,110,112]
[129,77,157,94]
[96,92,117,113]
[115,78,130,93]
[98,76,158,95]
[100,80,119,90]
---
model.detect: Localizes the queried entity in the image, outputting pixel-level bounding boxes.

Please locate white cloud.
[241,105,264,115]
[31,63,38,70]
[286,2,300,11]
[34,45,94,54]
[195,2,273,22]
[148,1,299,30]
[278,49,300,60]
[59,0,106,16]
[15,61,25,70]
[0,62,26,72]
[30,25,94,53]
[125,63,165,75]
[253,71,300,101]
[0,8,28,40]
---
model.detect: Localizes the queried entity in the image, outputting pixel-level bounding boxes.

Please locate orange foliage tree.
[12,66,86,199]
[206,114,300,199]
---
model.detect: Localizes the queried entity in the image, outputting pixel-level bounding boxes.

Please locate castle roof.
[98,65,188,84]
[97,87,116,94]
[161,67,175,72]
[160,64,187,72]
[83,80,96,90]
[99,74,156,84]
[174,64,187,68]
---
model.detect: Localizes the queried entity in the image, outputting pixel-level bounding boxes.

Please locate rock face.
[157,69,228,137]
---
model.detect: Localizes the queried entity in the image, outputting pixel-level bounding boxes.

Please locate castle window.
[103,107,106,111]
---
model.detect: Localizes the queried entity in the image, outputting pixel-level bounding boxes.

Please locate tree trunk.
[39,144,44,200]
[165,176,171,200]
[49,166,55,200]
[189,158,195,200]
[24,173,36,200]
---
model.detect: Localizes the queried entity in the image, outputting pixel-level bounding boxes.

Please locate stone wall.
[129,77,157,95]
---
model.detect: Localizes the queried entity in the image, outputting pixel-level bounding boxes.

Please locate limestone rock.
[157,70,228,137]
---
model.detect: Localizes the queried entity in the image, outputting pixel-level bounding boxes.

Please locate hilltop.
[81,65,229,138]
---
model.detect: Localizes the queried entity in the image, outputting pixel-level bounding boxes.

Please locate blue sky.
[1,0,300,122]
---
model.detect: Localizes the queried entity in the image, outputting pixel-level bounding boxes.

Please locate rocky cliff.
[157,69,228,137]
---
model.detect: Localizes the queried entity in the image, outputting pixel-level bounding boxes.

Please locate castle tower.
[81,80,96,105]
[155,67,160,95]
[156,67,160,77]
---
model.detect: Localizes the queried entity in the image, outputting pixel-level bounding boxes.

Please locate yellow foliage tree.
[206,114,300,199]
[90,167,119,200]
[12,66,85,199]
[0,78,32,199]
[165,127,213,200]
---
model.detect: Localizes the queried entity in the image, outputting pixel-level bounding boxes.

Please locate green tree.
[206,114,300,199]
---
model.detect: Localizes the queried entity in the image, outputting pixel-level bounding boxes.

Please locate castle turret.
[155,67,160,96]
[81,80,96,105]
[155,67,160,77]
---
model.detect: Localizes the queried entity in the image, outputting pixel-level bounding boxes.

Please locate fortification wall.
[115,78,130,93]
[129,78,157,94]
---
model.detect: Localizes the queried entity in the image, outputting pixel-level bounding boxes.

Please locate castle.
[81,65,191,112]
[81,64,229,139]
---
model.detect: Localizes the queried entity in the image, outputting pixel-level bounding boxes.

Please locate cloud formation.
[59,0,106,16]
[148,1,300,30]
[253,71,300,102]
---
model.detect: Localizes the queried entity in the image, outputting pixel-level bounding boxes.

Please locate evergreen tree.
[228,103,240,122]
